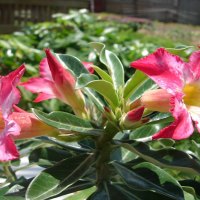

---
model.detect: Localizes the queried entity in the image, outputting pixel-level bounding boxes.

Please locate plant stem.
[95,121,119,187]
[3,162,17,182]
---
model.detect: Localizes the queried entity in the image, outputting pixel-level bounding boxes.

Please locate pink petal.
[126,106,145,122]
[34,93,56,102]
[188,50,200,81]
[153,98,193,140]
[0,135,19,161]
[0,65,25,118]
[0,66,25,161]
[13,105,27,113]
[39,58,53,81]
[131,48,185,94]
[45,49,75,87]
[0,119,20,161]
[21,78,57,99]
[82,62,94,74]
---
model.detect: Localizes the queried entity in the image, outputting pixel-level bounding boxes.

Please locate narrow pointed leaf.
[113,184,180,200]
[105,49,124,90]
[32,109,103,136]
[129,123,169,139]
[133,162,182,187]
[84,88,105,113]
[112,162,184,200]
[90,42,106,58]
[123,70,148,99]
[93,66,112,83]
[76,74,99,89]
[60,186,96,200]
[130,79,157,101]
[90,42,124,90]
[84,80,120,110]
[122,142,200,175]
[26,154,95,200]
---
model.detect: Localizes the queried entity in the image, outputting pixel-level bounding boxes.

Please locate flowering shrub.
[1,43,200,199]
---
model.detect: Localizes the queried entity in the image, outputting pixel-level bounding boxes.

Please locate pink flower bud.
[141,89,172,112]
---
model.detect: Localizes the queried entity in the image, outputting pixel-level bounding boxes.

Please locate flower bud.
[141,89,172,112]
[120,106,144,129]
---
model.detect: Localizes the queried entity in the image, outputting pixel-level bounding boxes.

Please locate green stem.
[95,122,119,187]
[3,162,17,182]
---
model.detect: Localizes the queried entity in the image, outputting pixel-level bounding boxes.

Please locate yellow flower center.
[183,82,200,107]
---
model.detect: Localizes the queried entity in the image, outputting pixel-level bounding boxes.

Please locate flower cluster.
[1,47,200,162]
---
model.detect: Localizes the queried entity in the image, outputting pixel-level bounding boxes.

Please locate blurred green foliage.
[0,9,194,111]
[0,9,192,76]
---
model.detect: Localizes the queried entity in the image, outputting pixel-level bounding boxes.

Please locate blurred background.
[0,0,200,34]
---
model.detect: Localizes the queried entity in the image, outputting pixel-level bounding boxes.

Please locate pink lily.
[131,48,200,140]
[21,49,89,118]
[0,65,25,161]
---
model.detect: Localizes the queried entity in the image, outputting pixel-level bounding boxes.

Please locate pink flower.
[131,48,200,140]
[10,109,58,140]
[21,49,88,118]
[0,65,25,161]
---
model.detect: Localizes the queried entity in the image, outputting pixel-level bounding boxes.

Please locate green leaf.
[179,180,200,197]
[87,188,109,200]
[84,80,120,110]
[148,112,172,124]
[105,49,124,90]
[29,146,72,165]
[113,184,180,200]
[90,42,106,58]
[75,74,106,113]
[39,136,89,153]
[182,187,196,200]
[32,109,103,136]
[90,42,124,91]
[26,154,95,200]
[130,79,157,101]
[76,74,99,89]
[87,183,129,200]
[133,162,181,187]
[111,184,141,200]
[0,196,24,200]
[122,142,200,175]
[123,70,148,99]
[84,88,105,113]
[56,54,88,77]
[112,162,184,200]
[93,66,112,83]
[129,123,169,139]
[59,186,96,200]
[111,146,137,163]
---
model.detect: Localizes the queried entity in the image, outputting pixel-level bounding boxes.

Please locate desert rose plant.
[1,43,200,200]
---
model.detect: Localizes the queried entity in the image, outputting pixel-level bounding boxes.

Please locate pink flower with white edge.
[0,65,25,161]
[131,48,200,140]
[21,49,89,118]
